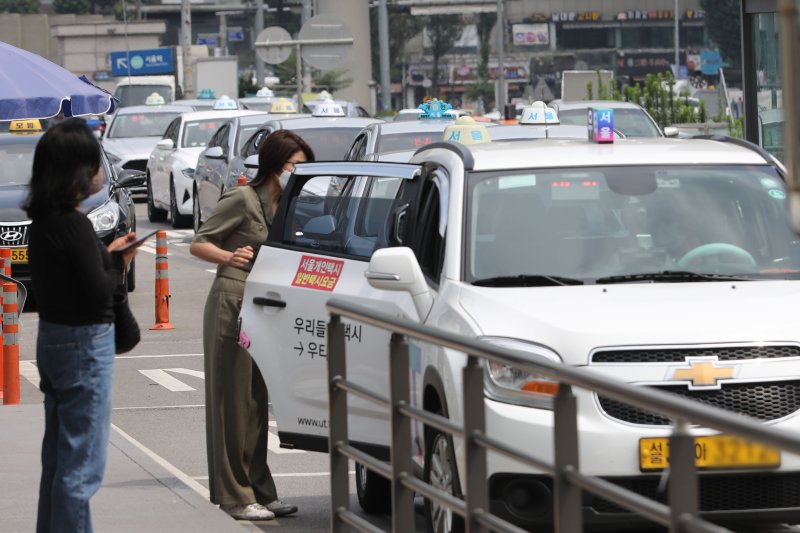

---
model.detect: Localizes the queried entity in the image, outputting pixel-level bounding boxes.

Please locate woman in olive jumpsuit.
[190,130,314,521]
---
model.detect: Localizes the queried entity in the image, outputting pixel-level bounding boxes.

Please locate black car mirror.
[116,169,146,189]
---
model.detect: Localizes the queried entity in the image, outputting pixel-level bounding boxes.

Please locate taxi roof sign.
[316,90,332,101]
[145,92,166,106]
[312,99,345,117]
[9,119,42,134]
[213,95,238,110]
[270,98,297,114]
[442,116,490,145]
[519,101,559,125]
[588,107,614,144]
[418,98,452,119]
[255,87,274,97]
[198,88,216,99]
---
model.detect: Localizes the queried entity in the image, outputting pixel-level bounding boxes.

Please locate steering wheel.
[677,243,757,269]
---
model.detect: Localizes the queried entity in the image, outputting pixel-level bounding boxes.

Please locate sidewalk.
[0,404,251,533]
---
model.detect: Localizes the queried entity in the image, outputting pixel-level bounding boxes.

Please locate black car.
[0,132,145,303]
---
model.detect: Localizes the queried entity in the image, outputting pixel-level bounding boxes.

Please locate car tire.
[355,461,391,514]
[170,179,191,229]
[424,410,465,533]
[192,187,202,234]
[147,174,168,223]
[126,257,136,292]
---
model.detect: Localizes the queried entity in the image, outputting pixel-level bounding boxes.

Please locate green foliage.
[585,81,593,100]
[596,71,608,100]
[238,74,257,98]
[699,0,741,67]
[0,0,39,14]
[273,50,351,92]
[423,14,463,94]
[54,0,90,14]
[698,99,707,123]
[369,8,426,86]
[728,116,744,138]
[465,80,494,109]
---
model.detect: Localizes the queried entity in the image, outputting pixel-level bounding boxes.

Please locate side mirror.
[663,126,679,138]
[365,247,432,320]
[205,146,225,159]
[244,154,259,170]
[116,169,146,188]
[156,138,174,149]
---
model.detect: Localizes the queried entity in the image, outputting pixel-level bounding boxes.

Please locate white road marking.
[139,244,157,255]
[117,353,202,359]
[191,472,355,480]
[138,368,204,392]
[205,269,216,275]
[20,360,40,389]
[111,423,210,499]
[113,404,205,411]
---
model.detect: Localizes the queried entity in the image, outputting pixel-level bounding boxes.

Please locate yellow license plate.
[10,247,27,264]
[640,435,781,471]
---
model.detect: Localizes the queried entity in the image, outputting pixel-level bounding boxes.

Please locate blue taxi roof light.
[198,88,216,99]
[588,108,614,144]
[418,98,453,119]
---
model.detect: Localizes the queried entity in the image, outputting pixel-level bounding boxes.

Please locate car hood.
[0,185,108,222]
[103,137,160,159]
[457,282,800,365]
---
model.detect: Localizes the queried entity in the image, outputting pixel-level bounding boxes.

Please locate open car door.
[240,161,422,456]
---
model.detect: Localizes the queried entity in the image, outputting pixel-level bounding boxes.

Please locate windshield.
[377,132,439,152]
[558,108,662,138]
[0,142,34,186]
[237,125,263,152]
[291,127,362,160]
[114,85,172,108]
[466,165,799,283]
[182,119,224,148]
[108,112,180,138]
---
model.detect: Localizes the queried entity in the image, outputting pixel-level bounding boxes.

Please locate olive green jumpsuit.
[192,185,277,506]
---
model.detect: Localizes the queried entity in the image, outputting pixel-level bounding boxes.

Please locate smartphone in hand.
[114,229,159,253]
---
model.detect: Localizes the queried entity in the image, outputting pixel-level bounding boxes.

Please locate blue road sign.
[197,34,218,47]
[228,29,244,42]
[110,47,174,77]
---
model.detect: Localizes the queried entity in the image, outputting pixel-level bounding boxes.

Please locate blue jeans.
[36,320,115,533]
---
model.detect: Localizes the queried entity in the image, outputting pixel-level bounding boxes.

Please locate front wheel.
[146,175,167,223]
[355,461,391,514]
[424,412,464,533]
[170,179,192,229]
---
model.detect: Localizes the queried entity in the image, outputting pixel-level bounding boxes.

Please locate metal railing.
[326,297,800,533]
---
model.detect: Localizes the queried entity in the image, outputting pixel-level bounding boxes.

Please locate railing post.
[327,314,349,533]
[390,333,414,532]
[669,420,698,533]
[553,384,582,533]
[463,355,489,533]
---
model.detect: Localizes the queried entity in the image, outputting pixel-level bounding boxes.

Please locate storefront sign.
[552,11,601,22]
[450,63,528,84]
[684,9,705,20]
[616,51,676,77]
[700,49,721,75]
[512,23,549,46]
[616,10,674,21]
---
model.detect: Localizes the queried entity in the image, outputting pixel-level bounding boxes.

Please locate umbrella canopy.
[0,41,116,121]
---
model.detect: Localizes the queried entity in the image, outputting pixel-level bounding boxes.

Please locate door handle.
[253,296,286,308]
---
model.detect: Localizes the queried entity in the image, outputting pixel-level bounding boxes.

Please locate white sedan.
[146,109,264,227]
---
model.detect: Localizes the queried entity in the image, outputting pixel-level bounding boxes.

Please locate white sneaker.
[220,503,275,521]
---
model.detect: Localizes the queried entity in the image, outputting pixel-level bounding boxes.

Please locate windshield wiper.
[595,271,753,284]
[472,274,584,287]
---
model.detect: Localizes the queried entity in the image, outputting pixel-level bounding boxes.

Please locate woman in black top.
[26,119,139,533]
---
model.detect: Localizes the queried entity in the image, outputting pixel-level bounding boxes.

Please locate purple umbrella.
[0,40,116,121]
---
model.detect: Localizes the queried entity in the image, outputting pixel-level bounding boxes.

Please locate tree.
[273,50,352,93]
[369,8,425,88]
[465,12,496,111]
[424,14,463,95]
[699,0,741,67]
[54,0,90,13]
[0,0,39,13]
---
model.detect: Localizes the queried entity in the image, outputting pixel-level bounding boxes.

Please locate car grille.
[122,160,147,172]
[0,223,30,246]
[592,345,800,363]
[590,473,800,513]
[599,381,800,425]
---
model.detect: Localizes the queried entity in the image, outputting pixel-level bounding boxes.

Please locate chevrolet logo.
[667,356,737,390]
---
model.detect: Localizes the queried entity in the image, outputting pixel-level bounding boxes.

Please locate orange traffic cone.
[149,230,175,330]
[2,281,19,405]
[0,248,8,400]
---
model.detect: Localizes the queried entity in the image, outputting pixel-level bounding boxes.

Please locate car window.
[0,141,35,186]
[289,127,363,160]
[237,125,263,154]
[411,172,446,284]
[376,132,438,153]
[163,118,179,141]
[182,119,223,148]
[558,108,661,138]
[346,134,367,161]
[243,129,267,158]
[107,112,180,138]
[278,174,405,259]
[207,125,225,148]
[216,124,231,154]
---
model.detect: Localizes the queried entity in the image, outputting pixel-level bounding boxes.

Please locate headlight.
[107,152,122,167]
[181,167,195,179]
[88,200,120,232]
[480,336,562,409]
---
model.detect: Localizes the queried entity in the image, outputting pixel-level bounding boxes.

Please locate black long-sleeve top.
[29,210,120,326]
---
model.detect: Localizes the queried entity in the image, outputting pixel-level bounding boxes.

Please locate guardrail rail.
[325,297,800,533]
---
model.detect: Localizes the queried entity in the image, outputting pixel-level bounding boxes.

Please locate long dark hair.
[24,118,101,220]
[250,129,314,202]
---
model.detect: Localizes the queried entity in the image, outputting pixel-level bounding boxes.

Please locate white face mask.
[278,169,291,190]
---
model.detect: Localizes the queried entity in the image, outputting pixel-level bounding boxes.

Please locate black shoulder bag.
[111,254,141,354]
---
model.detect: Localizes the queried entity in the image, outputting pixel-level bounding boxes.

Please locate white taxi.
[239,115,799,531]
[145,108,264,227]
